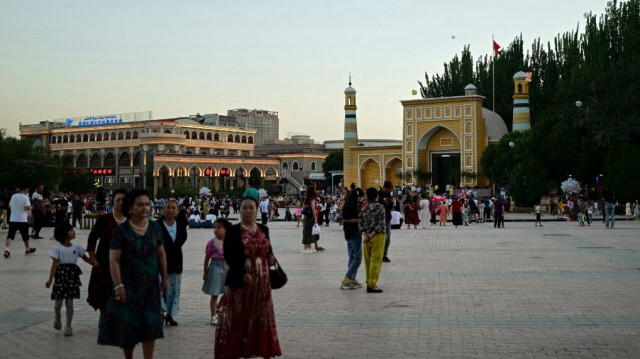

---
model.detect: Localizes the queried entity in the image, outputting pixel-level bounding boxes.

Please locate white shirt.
[32,191,43,202]
[9,193,31,223]
[205,214,216,222]
[390,210,403,225]
[260,200,269,213]
[535,205,541,214]
[189,214,201,222]
[49,244,86,264]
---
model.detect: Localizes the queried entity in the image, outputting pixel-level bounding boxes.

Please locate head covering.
[353,188,365,197]
[242,188,260,203]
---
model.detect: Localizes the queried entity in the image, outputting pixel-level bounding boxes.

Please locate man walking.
[5,184,36,258]
[493,197,504,228]
[30,185,44,239]
[603,185,616,229]
[260,197,269,225]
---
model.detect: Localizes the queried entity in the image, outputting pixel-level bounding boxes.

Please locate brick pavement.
[0,218,639,358]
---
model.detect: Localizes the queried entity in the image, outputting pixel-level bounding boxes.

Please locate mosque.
[343,71,530,190]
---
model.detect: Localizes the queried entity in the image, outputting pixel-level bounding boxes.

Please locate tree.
[322,150,343,184]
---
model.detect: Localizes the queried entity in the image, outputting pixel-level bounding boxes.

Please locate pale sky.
[0,0,609,141]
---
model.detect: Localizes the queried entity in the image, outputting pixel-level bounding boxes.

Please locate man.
[494,197,504,228]
[378,181,394,263]
[5,184,36,258]
[340,188,364,290]
[603,185,615,229]
[72,194,84,228]
[30,185,45,239]
[260,197,269,225]
[0,186,9,229]
[359,187,386,293]
[53,191,69,225]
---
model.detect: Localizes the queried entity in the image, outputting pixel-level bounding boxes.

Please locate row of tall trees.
[419,0,640,204]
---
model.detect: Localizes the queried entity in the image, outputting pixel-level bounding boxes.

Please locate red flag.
[493,40,501,55]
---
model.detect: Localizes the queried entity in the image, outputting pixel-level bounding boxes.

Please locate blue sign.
[76,115,123,127]
[65,119,73,126]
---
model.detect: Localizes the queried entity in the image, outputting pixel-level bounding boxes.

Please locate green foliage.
[425,0,640,201]
[413,168,432,185]
[604,143,640,201]
[173,181,198,197]
[322,150,343,182]
[0,129,62,191]
[60,170,96,195]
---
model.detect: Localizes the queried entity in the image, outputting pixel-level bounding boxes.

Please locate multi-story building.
[19,111,281,194]
[227,108,279,145]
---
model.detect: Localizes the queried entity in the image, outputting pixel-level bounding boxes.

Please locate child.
[534,203,544,227]
[295,202,302,227]
[45,222,95,337]
[202,218,231,326]
[463,205,470,226]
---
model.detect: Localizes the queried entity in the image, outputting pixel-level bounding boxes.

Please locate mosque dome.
[464,84,477,91]
[344,85,356,94]
[464,83,478,95]
[513,71,527,80]
[482,108,509,142]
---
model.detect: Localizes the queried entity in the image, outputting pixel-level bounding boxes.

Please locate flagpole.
[492,35,495,112]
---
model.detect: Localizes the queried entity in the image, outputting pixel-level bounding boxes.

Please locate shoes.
[4,250,9,258]
[340,279,352,290]
[302,248,315,254]
[63,327,72,337]
[33,236,43,239]
[382,256,391,263]
[25,248,36,255]
[54,315,61,330]
[164,314,178,326]
[210,314,219,326]
[315,247,325,251]
[350,279,363,289]
[366,286,383,293]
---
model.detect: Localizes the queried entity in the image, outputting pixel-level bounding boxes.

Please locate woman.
[403,197,413,229]
[419,193,430,229]
[340,188,364,290]
[87,189,128,321]
[409,196,420,229]
[438,201,449,226]
[188,210,202,228]
[98,190,168,359]
[157,199,187,326]
[215,188,281,359]
[625,202,631,220]
[451,197,464,228]
[301,187,318,253]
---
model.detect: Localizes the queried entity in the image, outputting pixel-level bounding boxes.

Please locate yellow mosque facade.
[343,81,511,191]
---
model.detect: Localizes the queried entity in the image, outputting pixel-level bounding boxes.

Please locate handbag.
[311,223,321,235]
[302,206,312,216]
[270,258,287,289]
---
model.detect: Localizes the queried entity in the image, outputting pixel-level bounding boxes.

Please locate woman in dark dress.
[87,189,128,321]
[156,199,187,326]
[451,197,464,228]
[301,187,318,253]
[98,189,168,359]
[215,188,281,359]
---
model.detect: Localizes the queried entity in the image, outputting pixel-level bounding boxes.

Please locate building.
[19,111,281,194]
[227,108,279,145]
[343,79,509,191]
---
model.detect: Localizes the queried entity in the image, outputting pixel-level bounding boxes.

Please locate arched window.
[164,130,171,134]
[63,135,68,143]
[90,153,101,168]
[241,136,247,143]
[206,133,212,140]
[199,132,205,140]
[227,134,233,142]
[191,131,197,139]
[214,133,220,141]
[184,131,190,139]
[69,135,75,143]
[118,132,124,140]
[57,136,62,143]
[76,134,81,142]
[235,135,240,143]
[248,136,254,144]
[90,134,95,141]
[125,131,131,140]
[133,151,141,167]
[83,134,89,142]
[282,162,288,171]
[518,83,523,93]
[104,153,116,167]
[118,152,130,167]
[133,131,139,139]
[104,132,109,141]
[76,154,87,168]
[51,136,57,144]
[292,161,299,171]
[311,162,316,171]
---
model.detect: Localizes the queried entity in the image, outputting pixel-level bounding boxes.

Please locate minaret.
[343,75,358,187]
[512,71,531,132]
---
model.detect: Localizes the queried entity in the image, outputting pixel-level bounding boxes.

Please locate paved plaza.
[1,216,639,358]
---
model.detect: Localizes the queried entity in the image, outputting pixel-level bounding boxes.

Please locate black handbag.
[269,258,287,289]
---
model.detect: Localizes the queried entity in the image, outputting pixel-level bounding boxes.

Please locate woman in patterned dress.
[98,189,168,359]
[215,188,281,358]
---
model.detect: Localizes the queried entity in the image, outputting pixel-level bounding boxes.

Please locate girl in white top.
[419,194,431,229]
[45,222,95,337]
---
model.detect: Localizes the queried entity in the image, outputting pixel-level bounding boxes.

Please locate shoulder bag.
[270,258,288,289]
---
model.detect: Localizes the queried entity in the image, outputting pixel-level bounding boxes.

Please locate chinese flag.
[493,40,501,55]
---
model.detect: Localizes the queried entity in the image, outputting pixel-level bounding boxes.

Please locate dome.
[464,83,478,95]
[513,71,527,80]
[482,108,509,142]
[464,84,477,91]
[344,86,356,94]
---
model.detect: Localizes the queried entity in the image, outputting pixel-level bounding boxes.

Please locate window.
[228,134,233,142]
[206,133,212,140]
[214,133,220,141]
[83,134,88,142]
[52,136,57,144]
[248,136,253,144]
[282,162,288,171]
[199,132,205,140]
[311,162,316,171]
[235,135,240,143]
[104,132,109,141]
[292,161,299,171]
[118,132,124,140]
[90,134,95,141]
[69,135,75,143]
[63,135,68,143]
[133,131,139,139]
[191,131,197,139]
[184,131,190,139]
[111,132,117,141]
[241,136,247,143]
[125,131,131,140]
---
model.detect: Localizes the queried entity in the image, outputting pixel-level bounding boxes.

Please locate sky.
[0,0,610,141]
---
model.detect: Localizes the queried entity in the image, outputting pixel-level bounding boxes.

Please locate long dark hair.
[304,187,316,206]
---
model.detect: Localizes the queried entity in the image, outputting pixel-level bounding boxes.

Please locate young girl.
[295,202,302,227]
[202,218,231,326]
[45,222,95,337]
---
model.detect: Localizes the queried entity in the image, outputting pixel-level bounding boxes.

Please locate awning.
[308,173,326,180]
